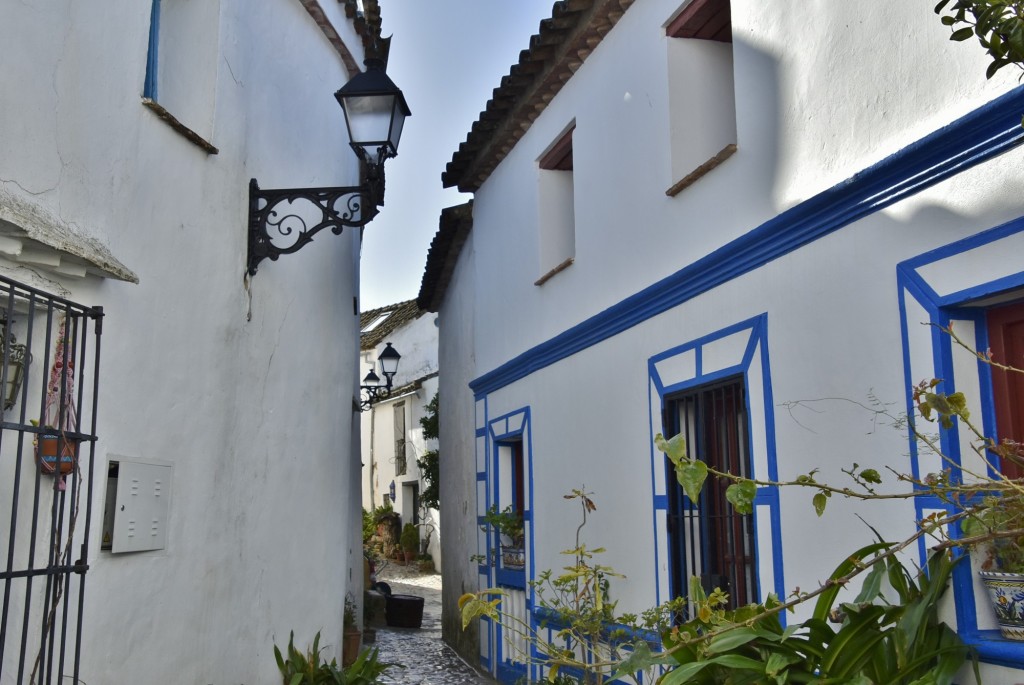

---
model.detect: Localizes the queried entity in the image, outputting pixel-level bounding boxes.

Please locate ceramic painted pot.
[980,570,1024,640]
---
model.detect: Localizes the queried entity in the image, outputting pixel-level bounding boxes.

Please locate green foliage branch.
[935,0,1024,80]
[417,392,440,511]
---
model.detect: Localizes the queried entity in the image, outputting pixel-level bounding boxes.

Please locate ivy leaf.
[678,460,708,503]
[813,492,829,517]
[726,480,757,515]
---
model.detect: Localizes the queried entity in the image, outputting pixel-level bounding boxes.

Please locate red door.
[988,302,1024,479]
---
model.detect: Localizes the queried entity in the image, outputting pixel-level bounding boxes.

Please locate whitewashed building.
[360,299,441,569]
[0,1,397,682]
[419,0,1024,682]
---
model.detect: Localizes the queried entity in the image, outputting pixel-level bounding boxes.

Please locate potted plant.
[481,504,525,570]
[400,523,419,564]
[31,419,78,476]
[962,489,1024,640]
[342,593,361,667]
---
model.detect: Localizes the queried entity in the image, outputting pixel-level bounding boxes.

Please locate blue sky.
[360,1,554,310]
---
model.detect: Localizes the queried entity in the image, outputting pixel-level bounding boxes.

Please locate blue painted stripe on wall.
[470,87,1024,398]
[938,271,1024,308]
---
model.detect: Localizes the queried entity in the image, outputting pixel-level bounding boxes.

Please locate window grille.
[665,377,757,609]
[393,402,406,476]
[0,275,102,685]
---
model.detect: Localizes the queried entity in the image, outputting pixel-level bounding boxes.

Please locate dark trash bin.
[386,593,424,628]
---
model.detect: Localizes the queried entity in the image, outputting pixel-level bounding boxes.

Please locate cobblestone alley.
[372,568,495,685]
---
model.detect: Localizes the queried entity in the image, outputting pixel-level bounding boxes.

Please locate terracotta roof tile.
[417,202,473,312]
[442,0,635,192]
[360,298,424,350]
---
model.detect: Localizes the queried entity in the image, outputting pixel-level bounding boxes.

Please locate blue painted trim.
[143,0,160,99]
[661,365,746,397]
[470,87,1024,398]
[648,315,783,610]
[649,317,760,364]
[648,375,663,607]
[937,271,1024,308]
[900,213,1024,270]
[496,661,527,685]
[897,218,1024,668]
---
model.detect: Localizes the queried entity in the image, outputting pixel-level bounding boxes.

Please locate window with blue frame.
[494,438,526,587]
[897,216,1024,668]
[664,376,757,610]
[143,0,220,147]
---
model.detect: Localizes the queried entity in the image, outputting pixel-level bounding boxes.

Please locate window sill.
[141,98,219,155]
[965,628,1024,669]
[534,257,574,286]
[665,143,736,197]
[496,566,526,589]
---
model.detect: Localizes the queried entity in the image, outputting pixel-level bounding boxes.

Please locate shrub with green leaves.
[935,0,1024,79]
[274,631,398,685]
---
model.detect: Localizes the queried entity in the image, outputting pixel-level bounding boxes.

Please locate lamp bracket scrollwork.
[246,178,384,276]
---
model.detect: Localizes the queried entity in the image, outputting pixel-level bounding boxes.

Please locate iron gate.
[0,275,102,685]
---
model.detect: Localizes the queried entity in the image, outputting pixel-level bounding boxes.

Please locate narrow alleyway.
[372,566,495,685]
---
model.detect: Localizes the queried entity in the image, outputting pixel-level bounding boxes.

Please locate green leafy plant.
[480,504,524,547]
[344,594,357,632]
[274,631,397,685]
[935,0,1024,80]
[652,546,967,685]
[417,392,440,511]
[400,522,419,555]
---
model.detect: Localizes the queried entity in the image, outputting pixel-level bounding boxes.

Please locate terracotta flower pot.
[341,629,361,667]
[36,433,78,476]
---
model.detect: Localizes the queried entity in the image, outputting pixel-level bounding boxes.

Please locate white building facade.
[360,300,441,568]
[420,0,1024,682]
[0,1,390,682]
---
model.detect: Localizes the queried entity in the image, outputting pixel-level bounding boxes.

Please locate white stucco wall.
[0,1,368,683]
[435,229,480,658]
[438,0,1024,682]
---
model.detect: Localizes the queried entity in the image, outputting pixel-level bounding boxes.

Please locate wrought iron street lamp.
[247,58,411,277]
[360,342,401,410]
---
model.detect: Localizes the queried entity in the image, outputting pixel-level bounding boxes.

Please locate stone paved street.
[371,568,495,685]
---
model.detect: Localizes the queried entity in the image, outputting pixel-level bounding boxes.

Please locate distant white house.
[0,1,398,682]
[420,1,1024,683]
[360,299,441,569]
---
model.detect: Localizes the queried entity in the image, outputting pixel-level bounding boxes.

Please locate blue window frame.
[144,0,160,99]
[897,215,1024,667]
